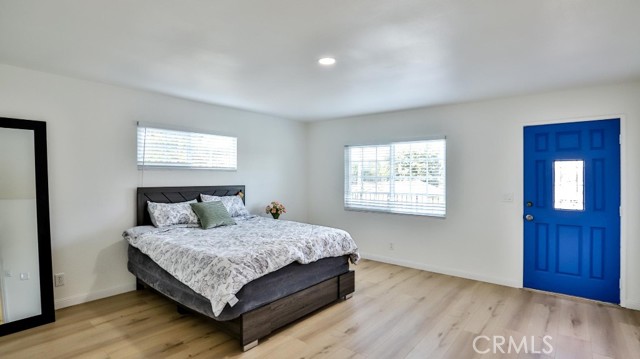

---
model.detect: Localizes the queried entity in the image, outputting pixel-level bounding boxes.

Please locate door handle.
[525,214,534,221]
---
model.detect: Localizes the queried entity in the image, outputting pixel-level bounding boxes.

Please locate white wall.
[307,81,640,310]
[0,64,308,308]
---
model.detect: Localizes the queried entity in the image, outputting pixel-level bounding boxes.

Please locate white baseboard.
[55,283,136,310]
[623,300,640,311]
[359,252,522,288]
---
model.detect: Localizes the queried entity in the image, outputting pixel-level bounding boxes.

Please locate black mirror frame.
[0,117,55,336]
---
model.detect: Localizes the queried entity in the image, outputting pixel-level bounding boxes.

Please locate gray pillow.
[190,201,236,229]
[147,200,198,228]
[200,194,251,217]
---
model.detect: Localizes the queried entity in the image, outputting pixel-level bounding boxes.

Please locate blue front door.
[523,119,620,303]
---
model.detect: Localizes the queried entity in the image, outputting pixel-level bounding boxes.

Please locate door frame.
[521,114,627,307]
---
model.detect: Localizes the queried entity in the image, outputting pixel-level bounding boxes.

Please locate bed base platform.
[136,270,355,351]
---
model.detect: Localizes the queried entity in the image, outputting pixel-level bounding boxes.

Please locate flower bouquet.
[265,201,286,219]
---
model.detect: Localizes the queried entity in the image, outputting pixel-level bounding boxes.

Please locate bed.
[125,185,357,351]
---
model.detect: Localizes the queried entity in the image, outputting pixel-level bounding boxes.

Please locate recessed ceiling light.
[318,57,336,66]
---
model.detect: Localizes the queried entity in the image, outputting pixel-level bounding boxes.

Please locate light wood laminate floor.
[1,260,639,358]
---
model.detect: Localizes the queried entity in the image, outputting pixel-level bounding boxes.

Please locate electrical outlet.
[389,242,395,250]
[54,273,65,287]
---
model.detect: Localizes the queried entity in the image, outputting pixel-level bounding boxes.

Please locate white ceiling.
[1,1,639,121]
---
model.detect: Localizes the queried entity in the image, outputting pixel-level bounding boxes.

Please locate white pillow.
[147,200,199,227]
[200,194,251,217]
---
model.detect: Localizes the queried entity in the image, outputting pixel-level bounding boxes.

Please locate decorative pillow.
[190,201,236,229]
[200,194,251,217]
[147,200,199,228]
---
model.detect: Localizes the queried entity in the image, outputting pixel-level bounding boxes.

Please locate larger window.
[344,139,446,217]
[137,125,237,170]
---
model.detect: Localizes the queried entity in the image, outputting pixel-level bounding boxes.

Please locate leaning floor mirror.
[0,117,54,336]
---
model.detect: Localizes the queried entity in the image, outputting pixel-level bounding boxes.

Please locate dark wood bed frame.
[134,185,355,351]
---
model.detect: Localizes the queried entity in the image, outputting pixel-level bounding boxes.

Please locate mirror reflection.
[0,127,42,324]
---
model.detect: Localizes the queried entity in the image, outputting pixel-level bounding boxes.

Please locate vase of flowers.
[265,201,286,219]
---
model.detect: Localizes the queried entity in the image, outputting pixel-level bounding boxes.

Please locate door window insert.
[553,160,584,210]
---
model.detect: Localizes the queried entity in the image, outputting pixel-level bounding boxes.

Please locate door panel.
[524,119,620,303]
[556,225,581,276]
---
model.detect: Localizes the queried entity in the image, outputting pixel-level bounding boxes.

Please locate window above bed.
[137,124,237,170]
[344,138,446,217]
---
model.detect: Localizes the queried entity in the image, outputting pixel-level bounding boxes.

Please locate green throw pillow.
[190,201,236,229]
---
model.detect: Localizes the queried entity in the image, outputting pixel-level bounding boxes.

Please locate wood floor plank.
[592,354,615,359]
[557,299,590,341]
[553,334,591,359]
[586,302,619,357]
[1,259,638,359]
[604,305,640,359]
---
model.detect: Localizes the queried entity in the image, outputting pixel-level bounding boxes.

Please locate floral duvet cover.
[123,216,359,316]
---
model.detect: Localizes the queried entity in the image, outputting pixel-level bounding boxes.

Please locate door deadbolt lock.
[526,201,533,207]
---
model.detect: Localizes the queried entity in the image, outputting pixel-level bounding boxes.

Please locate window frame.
[137,123,238,171]
[344,137,447,218]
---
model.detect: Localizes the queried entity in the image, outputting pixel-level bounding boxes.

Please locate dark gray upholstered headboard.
[137,185,245,226]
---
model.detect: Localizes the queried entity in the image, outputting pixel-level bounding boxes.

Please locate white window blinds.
[137,125,237,170]
[344,138,446,217]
